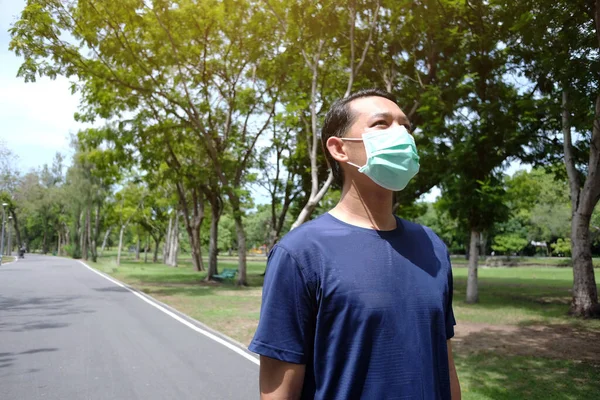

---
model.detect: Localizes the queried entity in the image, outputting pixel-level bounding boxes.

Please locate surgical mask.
[341,126,420,191]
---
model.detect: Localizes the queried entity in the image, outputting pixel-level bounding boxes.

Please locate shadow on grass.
[456,352,600,400]
[454,321,600,363]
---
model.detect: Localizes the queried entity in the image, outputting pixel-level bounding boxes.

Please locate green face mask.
[342,126,420,191]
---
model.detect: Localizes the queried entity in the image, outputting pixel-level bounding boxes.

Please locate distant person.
[250,89,460,399]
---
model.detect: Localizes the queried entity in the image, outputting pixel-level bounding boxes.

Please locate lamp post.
[0,202,7,265]
[7,215,12,256]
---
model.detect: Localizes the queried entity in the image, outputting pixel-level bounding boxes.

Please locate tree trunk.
[291,41,334,230]
[479,231,487,257]
[228,194,247,286]
[144,235,149,263]
[571,212,599,316]
[80,210,88,260]
[167,213,179,267]
[163,216,172,264]
[176,185,204,271]
[189,221,203,271]
[42,223,48,255]
[466,229,479,304]
[563,89,600,317]
[90,203,100,261]
[206,191,222,280]
[152,236,160,263]
[100,226,112,257]
[9,209,21,250]
[86,207,94,262]
[291,172,334,230]
[117,224,126,266]
[72,205,81,259]
[135,236,141,261]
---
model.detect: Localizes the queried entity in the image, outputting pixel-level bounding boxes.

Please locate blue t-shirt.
[249,213,456,399]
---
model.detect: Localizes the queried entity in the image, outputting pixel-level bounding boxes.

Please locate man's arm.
[259,356,306,400]
[447,340,461,400]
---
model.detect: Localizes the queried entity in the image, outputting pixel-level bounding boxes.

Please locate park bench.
[213,268,238,281]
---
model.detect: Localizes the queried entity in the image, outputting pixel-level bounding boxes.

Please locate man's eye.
[373,120,387,127]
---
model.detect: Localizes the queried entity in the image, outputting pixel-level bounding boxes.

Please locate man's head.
[321,89,411,188]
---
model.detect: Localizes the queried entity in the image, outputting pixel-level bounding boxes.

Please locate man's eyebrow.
[369,112,411,125]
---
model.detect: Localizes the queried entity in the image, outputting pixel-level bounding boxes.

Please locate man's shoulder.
[276,213,332,252]
[398,218,449,253]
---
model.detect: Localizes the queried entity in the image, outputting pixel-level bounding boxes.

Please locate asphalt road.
[0,254,259,400]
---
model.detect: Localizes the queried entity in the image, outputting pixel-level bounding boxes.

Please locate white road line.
[77,260,260,366]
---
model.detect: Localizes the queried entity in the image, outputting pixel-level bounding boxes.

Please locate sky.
[0,0,91,173]
[0,0,526,204]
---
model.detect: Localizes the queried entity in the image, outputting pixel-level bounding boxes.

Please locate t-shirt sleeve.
[248,245,316,364]
[445,254,457,340]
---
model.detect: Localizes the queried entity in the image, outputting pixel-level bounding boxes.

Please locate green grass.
[2,256,15,264]
[456,353,600,400]
[451,256,600,268]
[90,252,600,400]
[452,267,600,329]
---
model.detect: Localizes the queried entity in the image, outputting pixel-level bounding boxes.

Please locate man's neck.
[329,181,397,231]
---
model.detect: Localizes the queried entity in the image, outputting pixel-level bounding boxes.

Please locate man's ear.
[326,136,348,163]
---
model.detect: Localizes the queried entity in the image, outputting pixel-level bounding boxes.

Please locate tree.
[0,142,22,249]
[113,183,145,266]
[432,1,542,304]
[255,116,302,250]
[503,0,600,316]
[492,233,529,256]
[10,0,285,285]
[264,0,381,230]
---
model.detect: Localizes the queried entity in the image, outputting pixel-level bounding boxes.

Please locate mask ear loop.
[340,137,367,170]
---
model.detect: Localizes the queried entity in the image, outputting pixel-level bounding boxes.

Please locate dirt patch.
[218,289,262,297]
[454,322,600,363]
[139,281,217,288]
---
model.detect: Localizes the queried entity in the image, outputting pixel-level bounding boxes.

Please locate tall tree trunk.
[479,231,487,257]
[144,235,149,263]
[291,41,334,230]
[188,220,203,271]
[80,210,88,260]
[9,209,21,250]
[563,89,600,317]
[228,194,247,286]
[163,216,172,264]
[72,206,81,259]
[135,236,141,261]
[571,213,599,316]
[90,203,100,261]
[42,220,48,254]
[100,226,112,257]
[167,213,179,267]
[206,190,222,280]
[86,207,94,262]
[466,229,479,304]
[177,186,204,271]
[117,224,126,266]
[152,235,160,263]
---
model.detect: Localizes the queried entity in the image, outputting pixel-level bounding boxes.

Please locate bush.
[63,244,81,259]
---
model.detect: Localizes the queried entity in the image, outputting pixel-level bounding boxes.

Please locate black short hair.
[321,88,398,186]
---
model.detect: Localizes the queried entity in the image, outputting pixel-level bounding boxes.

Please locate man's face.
[343,96,411,170]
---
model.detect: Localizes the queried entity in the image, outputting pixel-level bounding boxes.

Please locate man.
[249,89,461,399]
